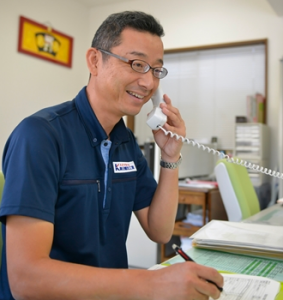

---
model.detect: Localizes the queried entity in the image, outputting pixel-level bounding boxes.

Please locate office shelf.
[234,123,270,186]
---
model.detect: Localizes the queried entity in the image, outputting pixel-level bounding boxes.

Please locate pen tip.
[172,244,178,250]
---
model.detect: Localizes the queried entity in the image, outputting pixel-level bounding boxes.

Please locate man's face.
[95,27,165,118]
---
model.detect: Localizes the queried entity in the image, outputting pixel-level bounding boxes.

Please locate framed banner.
[18,16,73,68]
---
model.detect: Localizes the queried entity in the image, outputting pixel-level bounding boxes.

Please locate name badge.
[113,161,137,173]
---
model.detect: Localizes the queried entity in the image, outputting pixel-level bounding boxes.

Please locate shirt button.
[93,138,97,142]
[108,187,111,192]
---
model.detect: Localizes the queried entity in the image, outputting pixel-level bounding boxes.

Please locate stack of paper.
[183,210,208,226]
[190,220,283,259]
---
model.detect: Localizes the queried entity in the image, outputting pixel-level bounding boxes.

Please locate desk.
[160,185,228,262]
[162,203,283,299]
[243,203,283,226]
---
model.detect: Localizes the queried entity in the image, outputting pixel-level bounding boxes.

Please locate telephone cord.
[158,126,283,180]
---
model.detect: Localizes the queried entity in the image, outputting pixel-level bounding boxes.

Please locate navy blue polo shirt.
[0,87,157,300]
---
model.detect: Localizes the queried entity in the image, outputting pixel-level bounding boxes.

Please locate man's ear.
[86,48,99,76]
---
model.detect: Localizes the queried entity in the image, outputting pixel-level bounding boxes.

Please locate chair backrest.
[214,158,260,222]
[0,170,4,266]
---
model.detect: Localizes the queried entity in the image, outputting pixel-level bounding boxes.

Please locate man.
[0,11,223,300]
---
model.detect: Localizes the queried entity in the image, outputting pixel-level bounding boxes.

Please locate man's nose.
[137,70,158,90]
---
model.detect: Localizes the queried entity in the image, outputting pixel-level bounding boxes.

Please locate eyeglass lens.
[131,60,167,79]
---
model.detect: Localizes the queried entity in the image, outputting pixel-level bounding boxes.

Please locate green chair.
[0,170,4,266]
[214,158,260,222]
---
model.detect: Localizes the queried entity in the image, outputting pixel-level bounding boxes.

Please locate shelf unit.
[234,123,270,187]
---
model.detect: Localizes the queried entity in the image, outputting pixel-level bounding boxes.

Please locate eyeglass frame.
[97,48,168,79]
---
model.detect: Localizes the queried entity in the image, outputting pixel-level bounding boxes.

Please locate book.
[246,93,265,123]
[148,265,281,300]
[256,93,265,123]
[247,95,257,123]
[190,220,283,259]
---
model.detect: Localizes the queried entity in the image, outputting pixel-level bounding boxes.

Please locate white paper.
[211,274,280,300]
[191,220,283,251]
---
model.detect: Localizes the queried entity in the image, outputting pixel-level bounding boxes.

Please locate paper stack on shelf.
[180,209,208,251]
[183,209,208,227]
[190,220,283,260]
[178,179,218,189]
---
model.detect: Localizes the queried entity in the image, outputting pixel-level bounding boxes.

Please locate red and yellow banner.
[18,16,73,68]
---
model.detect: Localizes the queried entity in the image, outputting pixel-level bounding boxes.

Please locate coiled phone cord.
[158,126,283,180]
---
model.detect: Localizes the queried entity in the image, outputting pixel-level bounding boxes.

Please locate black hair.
[91,11,165,53]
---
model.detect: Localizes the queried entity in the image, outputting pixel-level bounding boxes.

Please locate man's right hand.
[149,261,223,300]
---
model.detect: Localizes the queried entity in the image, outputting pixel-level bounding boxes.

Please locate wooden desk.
[159,185,228,262]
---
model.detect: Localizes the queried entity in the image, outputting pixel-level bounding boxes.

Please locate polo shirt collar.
[74,87,129,147]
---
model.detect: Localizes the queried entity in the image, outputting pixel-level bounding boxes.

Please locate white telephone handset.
[146,86,167,130]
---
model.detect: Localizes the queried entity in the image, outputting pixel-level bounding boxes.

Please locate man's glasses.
[97,48,168,79]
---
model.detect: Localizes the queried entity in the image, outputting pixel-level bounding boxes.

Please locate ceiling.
[76,0,283,16]
[267,0,283,16]
[75,0,136,7]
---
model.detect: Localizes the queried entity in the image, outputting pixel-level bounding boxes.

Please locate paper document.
[211,274,280,300]
[190,220,283,259]
[149,265,280,300]
[167,247,283,282]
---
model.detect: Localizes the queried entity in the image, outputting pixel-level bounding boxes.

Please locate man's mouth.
[127,91,145,99]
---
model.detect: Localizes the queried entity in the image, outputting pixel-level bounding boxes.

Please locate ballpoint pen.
[172,244,223,292]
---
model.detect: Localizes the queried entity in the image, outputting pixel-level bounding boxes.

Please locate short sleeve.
[0,116,64,224]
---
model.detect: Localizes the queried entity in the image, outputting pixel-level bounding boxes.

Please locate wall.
[1,0,282,180]
[88,0,283,173]
[0,0,90,155]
